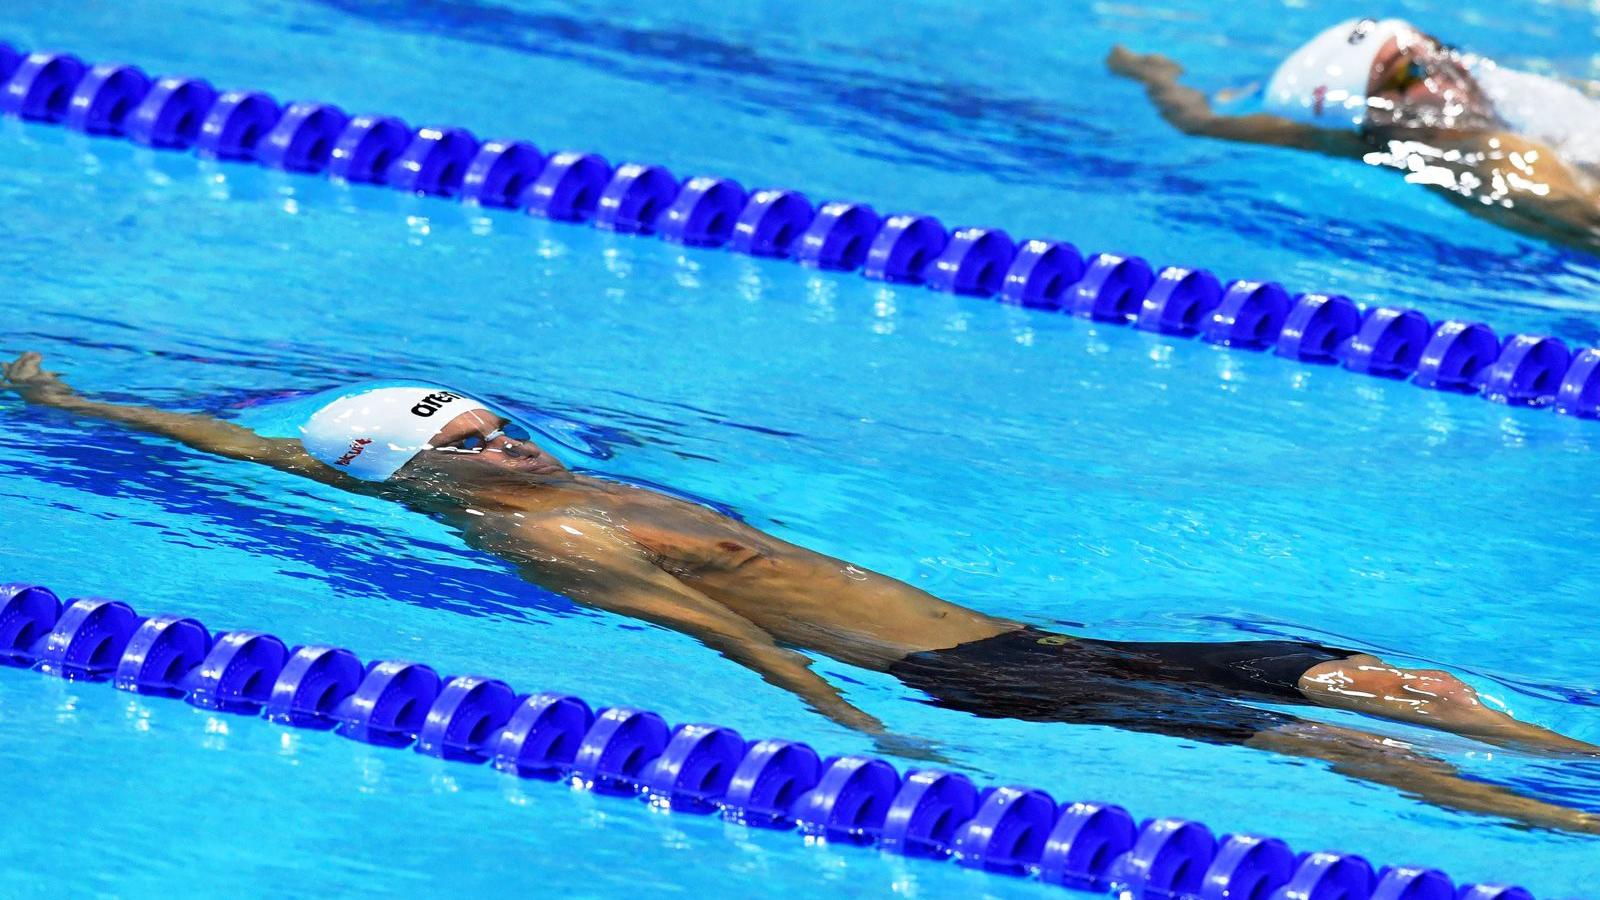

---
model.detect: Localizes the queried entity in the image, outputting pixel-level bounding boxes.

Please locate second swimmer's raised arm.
[1106,46,1369,155]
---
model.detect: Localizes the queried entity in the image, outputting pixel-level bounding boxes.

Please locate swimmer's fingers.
[870,731,957,768]
[1,352,72,397]
[1105,45,1139,75]
[1106,45,1184,84]
[3,351,43,382]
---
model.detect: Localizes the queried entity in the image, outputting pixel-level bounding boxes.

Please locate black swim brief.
[887,627,1358,745]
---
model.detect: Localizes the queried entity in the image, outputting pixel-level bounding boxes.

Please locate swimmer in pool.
[5,352,1597,833]
[1108,18,1600,255]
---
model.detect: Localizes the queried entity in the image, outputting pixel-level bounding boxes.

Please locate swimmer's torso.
[414,473,1011,667]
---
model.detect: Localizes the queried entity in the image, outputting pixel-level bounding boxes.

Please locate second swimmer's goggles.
[1375,57,1430,94]
[444,420,532,452]
[1374,40,1463,97]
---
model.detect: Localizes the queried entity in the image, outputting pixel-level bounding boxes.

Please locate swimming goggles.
[453,421,532,451]
[1375,56,1430,95]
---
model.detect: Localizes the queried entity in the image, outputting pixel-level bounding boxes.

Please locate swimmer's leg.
[1245,720,1600,835]
[1297,654,1599,755]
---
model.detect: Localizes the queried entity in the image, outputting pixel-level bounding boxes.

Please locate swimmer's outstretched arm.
[496,513,892,737]
[1105,46,1369,156]
[2,352,348,486]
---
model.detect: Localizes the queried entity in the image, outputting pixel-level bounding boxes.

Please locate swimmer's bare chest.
[433,475,1009,660]
[449,476,794,578]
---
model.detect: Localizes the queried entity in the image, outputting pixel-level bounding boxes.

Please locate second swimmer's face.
[1364,33,1495,130]
[396,408,567,483]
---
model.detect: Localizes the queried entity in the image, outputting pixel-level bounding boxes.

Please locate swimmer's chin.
[391,454,568,487]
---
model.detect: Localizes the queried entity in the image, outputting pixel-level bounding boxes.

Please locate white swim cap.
[1265,18,1420,129]
[299,386,494,481]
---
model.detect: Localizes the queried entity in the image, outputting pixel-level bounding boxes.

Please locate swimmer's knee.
[1371,660,1478,700]
[1299,656,1477,704]
[1408,669,1479,704]
[1297,654,1377,688]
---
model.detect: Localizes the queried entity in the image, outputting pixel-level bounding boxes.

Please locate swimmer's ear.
[389,451,454,484]
[391,455,427,479]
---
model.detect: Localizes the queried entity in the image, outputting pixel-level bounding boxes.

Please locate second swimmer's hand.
[1106,45,1185,86]
[2,352,77,405]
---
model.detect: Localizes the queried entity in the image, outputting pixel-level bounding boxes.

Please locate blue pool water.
[3,0,1599,896]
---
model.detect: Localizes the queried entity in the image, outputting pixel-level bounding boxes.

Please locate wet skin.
[1363,33,1497,130]
[4,352,1598,833]
[1106,36,1600,255]
[398,407,1011,672]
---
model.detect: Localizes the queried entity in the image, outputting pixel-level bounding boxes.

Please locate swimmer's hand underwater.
[6,351,1599,834]
[1107,37,1600,256]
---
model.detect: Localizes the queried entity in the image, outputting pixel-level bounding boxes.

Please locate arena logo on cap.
[411,391,464,418]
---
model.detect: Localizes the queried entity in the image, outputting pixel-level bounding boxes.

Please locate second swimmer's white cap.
[1265,17,1419,129]
[299,385,494,482]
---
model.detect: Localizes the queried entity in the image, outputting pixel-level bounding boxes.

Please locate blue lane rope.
[1,44,1597,421]
[0,582,1554,899]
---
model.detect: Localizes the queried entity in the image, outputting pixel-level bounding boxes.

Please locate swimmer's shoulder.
[459,506,644,572]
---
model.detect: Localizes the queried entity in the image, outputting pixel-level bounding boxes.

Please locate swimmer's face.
[1364,33,1496,130]
[396,408,566,483]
